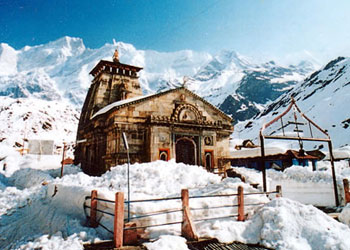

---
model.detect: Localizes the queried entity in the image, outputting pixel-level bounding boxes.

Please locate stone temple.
[75,50,234,176]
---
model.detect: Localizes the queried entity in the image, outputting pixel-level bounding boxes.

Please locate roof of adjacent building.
[229,147,286,159]
[91,86,233,122]
[229,147,320,160]
[324,147,350,160]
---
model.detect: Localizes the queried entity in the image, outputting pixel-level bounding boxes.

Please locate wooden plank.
[237,186,245,221]
[181,189,198,241]
[90,190,98,228]
[114,192,125,248]
[343,179,350,204]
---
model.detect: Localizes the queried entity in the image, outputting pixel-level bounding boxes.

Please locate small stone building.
[75,50,234,176]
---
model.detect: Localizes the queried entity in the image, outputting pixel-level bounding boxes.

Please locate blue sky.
[1,0,350,64]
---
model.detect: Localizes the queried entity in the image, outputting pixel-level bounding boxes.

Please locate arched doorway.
[205,151,213,171]
[176,138,196,165]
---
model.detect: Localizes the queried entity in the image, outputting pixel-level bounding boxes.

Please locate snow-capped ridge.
[0,36,317,135]
[17,36,86,72]
[237,56,350,147]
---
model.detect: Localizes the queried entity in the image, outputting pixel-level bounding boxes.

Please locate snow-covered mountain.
[0,36,321,148]
[0,37,212,145]
[0,36,314,115]
[0,37,213,106]
[237,56,350,148]
[190,52,314,122]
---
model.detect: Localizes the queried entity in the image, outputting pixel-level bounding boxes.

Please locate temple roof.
[89,60,143,77]
[91,87,233,122]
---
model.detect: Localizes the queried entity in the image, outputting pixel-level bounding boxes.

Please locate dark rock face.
[237,71,294,104]
[219,67,301,122]
[219,95,259,123]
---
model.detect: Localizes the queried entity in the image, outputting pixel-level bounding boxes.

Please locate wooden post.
[276,185,282,198]
[343,179,350,204]
[237,186,245,221]
[312,160,317,171]
[123,222,138,246]
[181,189,198,241]
[114,192,125,248]
[260,133,267,192]
[328,141,339,206]
[90,190,98,228]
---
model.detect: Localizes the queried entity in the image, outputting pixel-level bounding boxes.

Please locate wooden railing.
[84,186,282,248]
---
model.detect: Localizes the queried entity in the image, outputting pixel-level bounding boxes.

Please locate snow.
[17,233,85,250]
[196,198,350,249]
[0,43,18,76]
[325,146,350,160]
[339,204,350,226]
[91,92,155,119]
[0,96,79,159]
[229,146,286,158]
[144,235,189,250]
[1,149,350,249]
[270,72,305,84]
[230,157,350,207]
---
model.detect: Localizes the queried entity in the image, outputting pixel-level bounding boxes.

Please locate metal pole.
[260,134,267,192]
[126,146,131,222]
[122,132,131,222]
[328,141,339,206]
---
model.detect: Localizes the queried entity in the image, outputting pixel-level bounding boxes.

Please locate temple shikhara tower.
[75,50,234,176]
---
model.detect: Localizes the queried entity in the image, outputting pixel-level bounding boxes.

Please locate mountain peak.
[323,56,347,71]
[0,43,17,76]
[48,36,86,55]
[216,50,252,69]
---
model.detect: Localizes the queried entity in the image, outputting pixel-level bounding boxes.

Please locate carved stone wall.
[76,87,234,176]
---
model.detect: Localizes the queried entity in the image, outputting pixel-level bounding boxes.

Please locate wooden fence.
[84,186,282,248]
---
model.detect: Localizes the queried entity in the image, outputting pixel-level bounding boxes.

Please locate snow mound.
[2,159,350,249]
[198,198,350,250]
[17,233,85,250]
[268,165,335,184]
[54,159,223,199]
[339,204,350,226]
[255,198,350,249]
[9,168,53,189]
[144,235,189,250]
[0,184,100,250]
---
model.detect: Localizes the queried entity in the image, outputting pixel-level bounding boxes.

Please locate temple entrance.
[176,138,196,165]
[205,151,213,171]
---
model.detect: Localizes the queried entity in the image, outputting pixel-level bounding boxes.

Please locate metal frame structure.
[259,98,339,206]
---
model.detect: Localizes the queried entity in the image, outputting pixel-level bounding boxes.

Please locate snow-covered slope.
[0,96,79,148]
[237,56,350,148]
